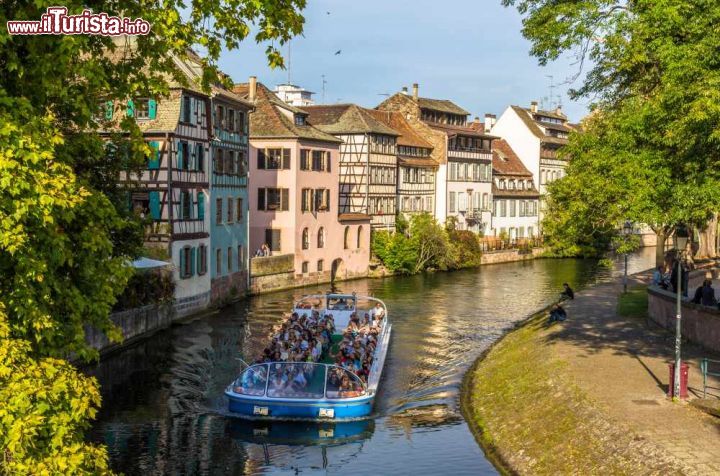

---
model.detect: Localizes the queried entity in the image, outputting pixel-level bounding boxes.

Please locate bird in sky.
[326,11,331,15]
[334,50,341,55]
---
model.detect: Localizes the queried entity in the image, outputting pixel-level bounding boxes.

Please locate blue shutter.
[196,143,203,171]
[190,247,196,276]
[148,141,160,169]
[176,141,183,170]
[197,192,205,220]
[127,99,135,117]
[149,191,160,219]
[105,101,113,120]
[179,249,186,279]
[148,99,157,119]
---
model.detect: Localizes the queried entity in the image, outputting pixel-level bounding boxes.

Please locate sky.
[217,0,591,122]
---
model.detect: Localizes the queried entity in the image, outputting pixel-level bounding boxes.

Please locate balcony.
[172,219,206,237]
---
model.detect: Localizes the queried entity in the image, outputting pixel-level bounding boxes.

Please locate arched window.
[302,228,309,250]
[343,226,350,249]
[317,227,325,248]
[357,226,363,249]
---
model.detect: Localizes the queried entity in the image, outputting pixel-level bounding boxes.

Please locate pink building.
[234,78,370,284]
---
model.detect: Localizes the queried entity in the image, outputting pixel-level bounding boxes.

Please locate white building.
[490,139,540,239]
[274,84,315,107]
[489,101,575,227]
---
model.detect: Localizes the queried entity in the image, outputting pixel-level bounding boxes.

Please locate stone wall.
[480,247,545,265]
[211,270,248,305]
[648,267,720,353]
[85,303,175,356]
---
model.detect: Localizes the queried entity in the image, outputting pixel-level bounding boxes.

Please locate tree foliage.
[505,0,720,260]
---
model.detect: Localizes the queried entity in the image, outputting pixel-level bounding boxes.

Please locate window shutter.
[177,141,184,170]
[272,230,281,251]
[281,188,289,211]
[258,188,265,211]
[282,149,290,169]
[326,151,331,172]
[178,191,185,219]
[190,247,196,276]
[325,189,330,210]
[258,150,266,169]
[179,249,186,279]
[127,99,135,117]
[197,191,205,220]
[148,99,157,119]
[148,141,160,169]
[149,191,161,219]
[265,229,273,249]
[104,100,114,120]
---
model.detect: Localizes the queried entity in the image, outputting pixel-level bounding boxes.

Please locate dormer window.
[518,181,524,190]
[295,114,306,126]
[499,179,506,189]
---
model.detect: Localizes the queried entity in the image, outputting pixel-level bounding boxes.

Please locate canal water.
[88,248,656,475]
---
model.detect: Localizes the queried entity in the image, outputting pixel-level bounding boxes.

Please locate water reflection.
[88,248,656,475]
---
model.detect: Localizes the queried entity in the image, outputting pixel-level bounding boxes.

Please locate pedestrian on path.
[560,283,574,301]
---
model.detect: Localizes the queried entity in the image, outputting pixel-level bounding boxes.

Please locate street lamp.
[672,224,690,399]
[622,220,633,293]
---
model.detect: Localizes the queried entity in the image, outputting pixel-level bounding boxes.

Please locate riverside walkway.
[552,271,720,474]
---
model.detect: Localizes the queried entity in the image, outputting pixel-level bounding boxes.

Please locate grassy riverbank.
[462,310,681,475]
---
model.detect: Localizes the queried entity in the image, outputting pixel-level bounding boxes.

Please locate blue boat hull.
[226,393,374,420]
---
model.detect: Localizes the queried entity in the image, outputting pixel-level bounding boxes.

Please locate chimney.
[484,113,496,132]
[249,76,257,102]
[530,101,538,113]
[555,105,563,116]
[401,86,408,95]
[412,83,419,101]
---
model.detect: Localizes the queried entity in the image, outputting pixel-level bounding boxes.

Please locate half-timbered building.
[233,78,370,283]
[302,104,400,231]
[489,102,576,227]
[377,84,495,233]
[105,54,213,317]
[366,110,437,217]
[490,139,540,239]
[209,84,253,303]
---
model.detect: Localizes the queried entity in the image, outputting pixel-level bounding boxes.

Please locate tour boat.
[225,293,391,420]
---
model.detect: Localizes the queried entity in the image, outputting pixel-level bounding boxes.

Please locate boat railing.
[230,362,368,400]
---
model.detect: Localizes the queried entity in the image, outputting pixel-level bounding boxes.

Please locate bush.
[113,270,175,311]
[449,230,483,268]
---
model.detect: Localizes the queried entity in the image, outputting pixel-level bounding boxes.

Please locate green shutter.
[196,144,203,171]
[197,192,205,220]
[105,101,114,120]
[148,99,157,119]
[149,191,160,219]
[148,141,160,169]
[179,249,186,279]
[190,247,196,276]
[127,99,135,117]
[177,141,183,169]
[178,191,185,219]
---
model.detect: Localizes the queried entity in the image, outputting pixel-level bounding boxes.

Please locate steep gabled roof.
[492,139,533,177]
[233,83,341,143]
[364,110,433,149]
[510,105,574,145]
[417,97,469,116]
[302,104,400,136]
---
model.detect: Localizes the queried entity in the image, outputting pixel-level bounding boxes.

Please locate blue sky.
[217,0,591,122]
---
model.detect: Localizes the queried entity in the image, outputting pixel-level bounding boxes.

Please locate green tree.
[409,213,450,273]
[505,0,720,263]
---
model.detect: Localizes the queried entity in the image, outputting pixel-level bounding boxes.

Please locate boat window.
[266,362,327,399]
[325,367,366,399]
[327,296,355,311]
[233,365,268,396]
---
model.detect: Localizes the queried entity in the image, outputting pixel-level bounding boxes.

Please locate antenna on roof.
[545,75,555,109]
[287,40,292,85]
[321,74,327,103]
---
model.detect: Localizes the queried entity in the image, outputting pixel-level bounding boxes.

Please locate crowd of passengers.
[236,303,386,398]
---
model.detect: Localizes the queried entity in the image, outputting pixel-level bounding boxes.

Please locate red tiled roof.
[364,109,433,149]
[302,104,400,136]
[492,139,533,177]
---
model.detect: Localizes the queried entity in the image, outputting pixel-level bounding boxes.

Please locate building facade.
[108,55,213,317]
[377,84,495,233]
[366,109,437,218]
[273,84,315,107]
[303,104,400,231]
[209,87,253,303]
[490,139,540,239]
[489,101,575,226]
[234,79,370,283]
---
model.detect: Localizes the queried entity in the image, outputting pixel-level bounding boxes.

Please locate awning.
[130,257,172,269]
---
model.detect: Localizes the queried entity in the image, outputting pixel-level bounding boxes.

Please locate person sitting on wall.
[548,304,567,324]
[692,279,717,306]
[560,283,574,301]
